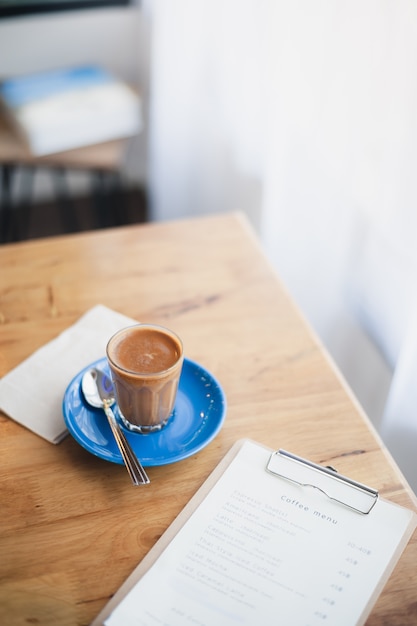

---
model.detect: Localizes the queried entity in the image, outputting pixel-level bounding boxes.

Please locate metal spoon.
[81,367,150,485]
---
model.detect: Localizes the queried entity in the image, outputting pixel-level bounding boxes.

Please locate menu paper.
[98,440,416,626]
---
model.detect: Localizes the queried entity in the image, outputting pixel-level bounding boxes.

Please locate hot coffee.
[111,326,181,375]
[106,324,183,433]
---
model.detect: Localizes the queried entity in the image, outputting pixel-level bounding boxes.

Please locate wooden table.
[0,212,416,625]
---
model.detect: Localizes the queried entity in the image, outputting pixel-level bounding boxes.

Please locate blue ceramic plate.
[63,357,226,466]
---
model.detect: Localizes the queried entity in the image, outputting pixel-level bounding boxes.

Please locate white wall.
[0,3,149,191]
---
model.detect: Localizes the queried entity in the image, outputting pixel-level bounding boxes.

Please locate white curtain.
[146,0,417,493]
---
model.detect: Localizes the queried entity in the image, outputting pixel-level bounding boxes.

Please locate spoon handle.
[103,402,150,485]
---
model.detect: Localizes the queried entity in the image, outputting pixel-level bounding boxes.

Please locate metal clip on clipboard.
[266,449,379,514]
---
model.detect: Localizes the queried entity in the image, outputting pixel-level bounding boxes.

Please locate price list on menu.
[101,440,416,626]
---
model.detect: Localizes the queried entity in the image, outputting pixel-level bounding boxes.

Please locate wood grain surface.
[0,212,416,625]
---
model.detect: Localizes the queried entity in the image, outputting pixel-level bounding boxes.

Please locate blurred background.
[1,0,416,493]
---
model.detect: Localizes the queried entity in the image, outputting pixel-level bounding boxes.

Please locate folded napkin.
[0,305,137,444]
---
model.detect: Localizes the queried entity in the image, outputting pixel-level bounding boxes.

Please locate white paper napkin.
[0,304,137,444]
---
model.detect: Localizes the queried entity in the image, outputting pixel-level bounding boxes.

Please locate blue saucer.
[62,357,226,466]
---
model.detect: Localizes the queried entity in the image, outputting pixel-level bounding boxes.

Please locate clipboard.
[266,449,379,514]
[92,439,416,626]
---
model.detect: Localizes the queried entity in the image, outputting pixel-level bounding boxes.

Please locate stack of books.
[0,65,142,156]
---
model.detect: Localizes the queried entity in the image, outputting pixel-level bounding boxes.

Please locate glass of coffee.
[106,323,184,433]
